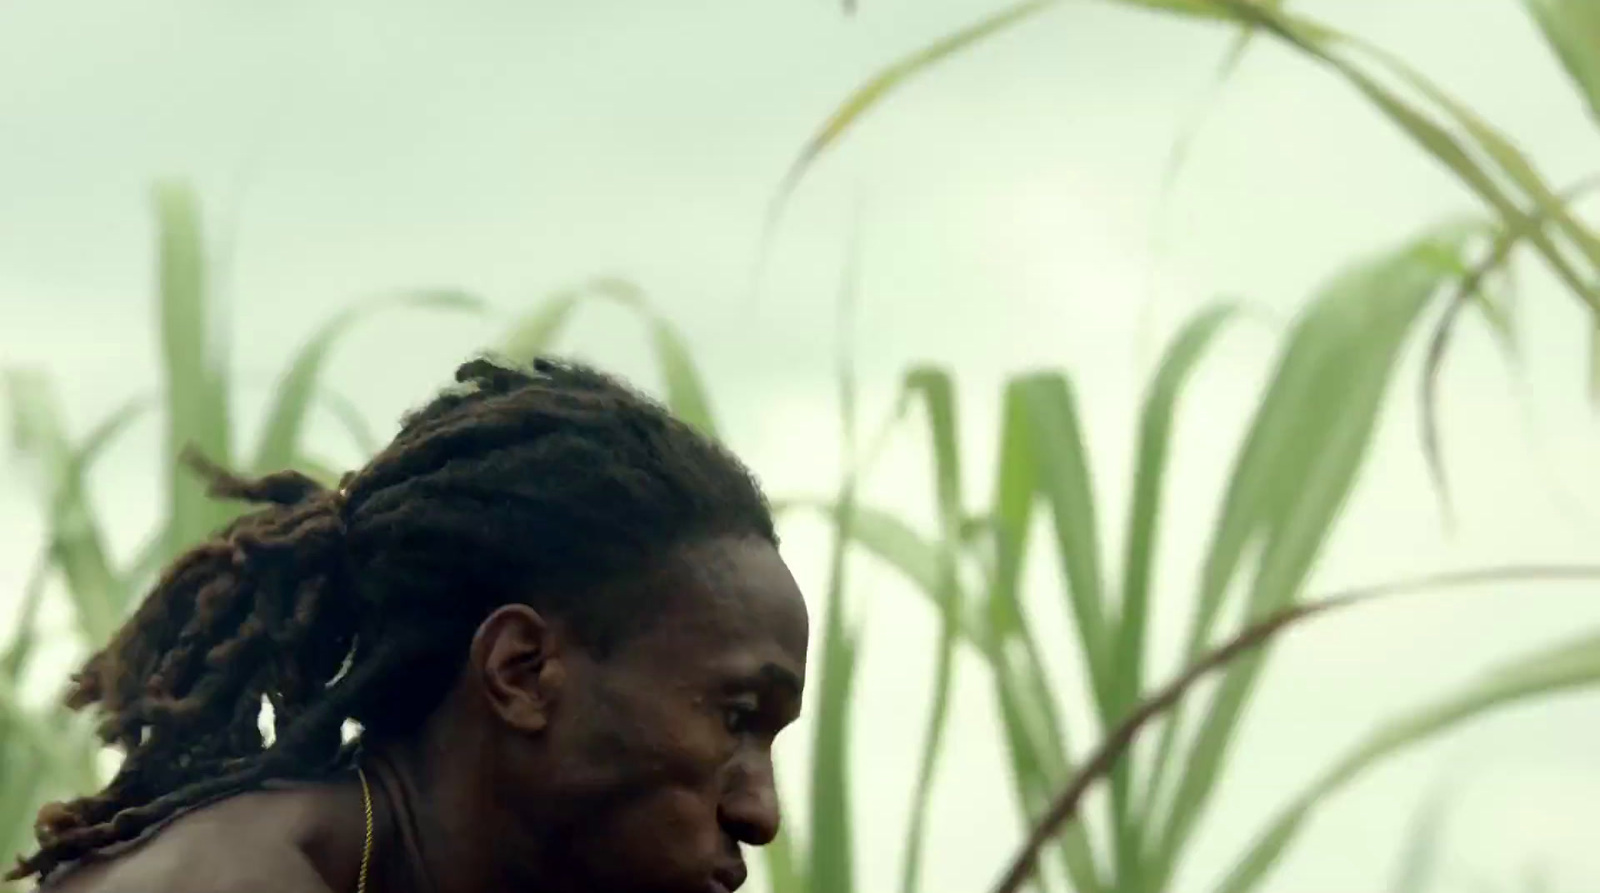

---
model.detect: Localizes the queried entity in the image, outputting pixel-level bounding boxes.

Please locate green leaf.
[808,480,861,893]
[1016,373,1112,718]
[764,824,806,893]
[3,371,153,640]
[51,396,156,633]
[495,277,721,439]
[1523,0,1600,125]
[769,0,1230,231]
[252,290,487,474]
[0,557,50,684]
[897,367,965,893]
[768,0,1059,229]
[808,260,864,893]
[497,276,648,363]
[1205,2,1600,329]
[1110,302,1243,886]
[154,181,234,560]
[650,316,720,441]
[1146,229,1473,890]
[985,377,1105,893]
[1211,629,1600,893]
[318,388,382,458]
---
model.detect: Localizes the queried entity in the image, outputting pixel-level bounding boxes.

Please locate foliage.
[6,6,1600,893]
[758,2,1600,892]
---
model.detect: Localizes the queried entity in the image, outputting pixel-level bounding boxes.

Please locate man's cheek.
[578,787,724,888]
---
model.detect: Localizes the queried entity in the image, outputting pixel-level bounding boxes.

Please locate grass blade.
[986,378,1104,893]
[50,397,156,633]
[1211,624,1600,893]
[494,277,720,438]
[767,0,1234,231]
[252,290,486,473]
[764,824,805,893]
[497,276,649,362]
[1208,1,1600,325]
[1110,303,1243,887]
[649,316,720,440]
[4,371,153,638]
[807,243,866,893]
[0,557,49,684]
[767,0,1059,233]
[1143,229,1472,889]
[995,577,1377,893]
[155,181,234,560]
[994,564,1600,893]
[1016,373,1113,716]
[318,388,382,458]
[897,367,965,893]
[1524,0,1600,124]
[1521,0,1600,402]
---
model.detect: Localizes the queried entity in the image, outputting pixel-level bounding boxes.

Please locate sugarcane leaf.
[253,289,487,474]
[1212,629,1600,893]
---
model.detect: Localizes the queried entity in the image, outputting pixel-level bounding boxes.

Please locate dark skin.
[44,536,810,893]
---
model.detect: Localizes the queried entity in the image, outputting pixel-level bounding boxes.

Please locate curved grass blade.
[1524,0,1600,124]
[1410,183,1597,526]
[1211,623,1600,893]
[49,397,157,633]
[318,388,381,458]
[1521,0,1600,401]
[1017,373,1112,714]
[0,557,49,683]
[994,576,1378,893]
[1206,1,1600,322]
[497,276,648,362]
[154,181,235,559]
[897,367,965,893]
[1109,303,1243,887]
[767,0,1235,238]
[496,277,720,439]
[806,245,867,893]
[650,316,719,440]
[4,372,154,638]
[1142,2,1277,359]
[252,289,487,473]
[986,377,1104,893]
[1141,229,1472,889]
[776,499,944,601]
[993,564,1600,893]
[766,0,1058,238]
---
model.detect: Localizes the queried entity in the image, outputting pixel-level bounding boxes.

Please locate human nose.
[720,752,781,846]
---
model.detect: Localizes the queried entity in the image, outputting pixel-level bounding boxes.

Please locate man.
[13,357,809,893]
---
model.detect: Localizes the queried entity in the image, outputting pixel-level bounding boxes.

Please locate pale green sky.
[2,1,1599,891]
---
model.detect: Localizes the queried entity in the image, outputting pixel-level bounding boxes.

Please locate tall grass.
[756,3,1600,892]
[5,7,1600,892]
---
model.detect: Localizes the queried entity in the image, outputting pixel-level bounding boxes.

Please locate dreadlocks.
[9,356,776,882]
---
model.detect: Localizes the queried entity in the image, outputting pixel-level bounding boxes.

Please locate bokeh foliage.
[6,4,1600,892]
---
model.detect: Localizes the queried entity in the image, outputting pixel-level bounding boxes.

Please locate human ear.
[470,604,566,733]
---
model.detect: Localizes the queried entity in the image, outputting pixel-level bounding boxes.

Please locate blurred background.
[3,1,1599,891]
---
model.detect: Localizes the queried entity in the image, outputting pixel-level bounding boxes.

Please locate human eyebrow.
[756,662,802,698]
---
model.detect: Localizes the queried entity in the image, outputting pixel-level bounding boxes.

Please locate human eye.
[721,697,761,736]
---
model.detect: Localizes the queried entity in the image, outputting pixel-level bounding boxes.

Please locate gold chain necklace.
[356,765,375,893]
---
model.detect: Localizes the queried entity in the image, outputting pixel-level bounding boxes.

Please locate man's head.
[11,357,809,893]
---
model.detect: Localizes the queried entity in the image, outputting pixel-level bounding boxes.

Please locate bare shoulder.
[41,790,341,893]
